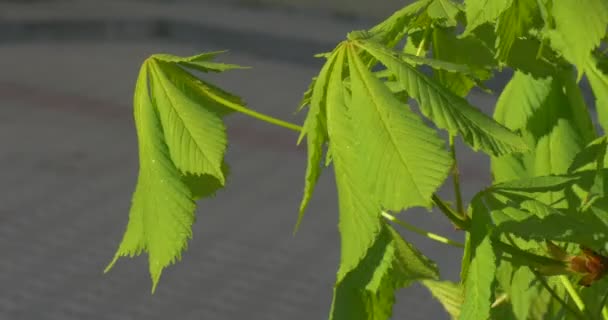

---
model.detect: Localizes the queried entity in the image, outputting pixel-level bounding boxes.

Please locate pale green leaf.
[330,224,439,320]
[568,136,608,173]
[149,60,228,183]
[547,0,608,79]
[326,47,383,279]
[357,39,528,156]
[105,62,198,292]
[347,46,452,211]
[459,196,496,320]
[422,280,463,319]
[463,0,513,35]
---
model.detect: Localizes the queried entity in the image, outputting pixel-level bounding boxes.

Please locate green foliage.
[107,0,608,319]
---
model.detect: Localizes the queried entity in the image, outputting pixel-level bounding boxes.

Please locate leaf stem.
[532,270,586,320]
[206,89,303,133]
[432,194,469,230]
[381,211,464,248]
[449,135,465,216]
[560,275,588,317]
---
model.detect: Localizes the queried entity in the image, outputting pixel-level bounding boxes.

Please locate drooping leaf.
[149,61,229,183]
[463,0,513,36]
[422,280,463,319]
[347,46,452,211]
[546,0,608,79]
[330,224,439,320]
[107,52,248,291]
[325,47,383,279]
[459,196,496,320]
[357,39,528,156]
[106,62,198,291]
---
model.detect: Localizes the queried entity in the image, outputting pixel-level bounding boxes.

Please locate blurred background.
[0,0,495,319]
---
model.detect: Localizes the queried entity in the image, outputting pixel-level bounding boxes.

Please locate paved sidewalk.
[0,1,495,319]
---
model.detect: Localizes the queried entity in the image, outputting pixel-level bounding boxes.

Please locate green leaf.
[357,39,528,156]
[489,174,581,194]
[463,0,513,36]
[493,71,552,130]
[586,57,608,133]
[347,46,452,211]
[294,53,336,232]
[152,51,249,73]
[422,280,463,319]
[325,47,383,279]
[495,0,539,61]
[568,136,608,173]
[495,198,608,252]
[492,70,594,193]
[149,60,228,183]
[426,0,463,26]
[546,0,608,79]
[431,27,495,97]
[509,266,537,320]
[369,0,433,46]
[459,196,496,320]
[105,62,198,292]
[330,224,439,320]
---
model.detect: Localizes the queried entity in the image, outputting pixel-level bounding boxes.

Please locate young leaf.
[546,0,608,80]
[330,224,439,320]
[149,61,228,183]
[421,280,463,319]
[106,62,198,292]
[356,39,528,156]
[347,46,452,211]
[459,196,496,320]
[325,47,383,279]
[463,0,513,36]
